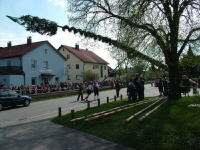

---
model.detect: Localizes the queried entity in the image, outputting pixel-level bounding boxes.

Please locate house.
[107,66,117,80]
[58,44,109,82]
[0,37,66,88]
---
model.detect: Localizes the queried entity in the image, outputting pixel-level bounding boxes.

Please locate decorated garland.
[7,15,167,69]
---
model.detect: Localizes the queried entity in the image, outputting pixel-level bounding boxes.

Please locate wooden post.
[98,99,100,106]
[107,97,109,103]
[87,101,90,109]
[114,95,116,101]
[120,94,122,100]
[58,107,61,116]
[71,110,75,119]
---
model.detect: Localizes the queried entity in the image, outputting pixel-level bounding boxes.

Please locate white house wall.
[22,43,66,86]
[0,75,24,89]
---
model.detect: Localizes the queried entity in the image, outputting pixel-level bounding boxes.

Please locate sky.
[0,0,117,68]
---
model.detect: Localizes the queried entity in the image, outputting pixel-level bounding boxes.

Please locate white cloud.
[48,0,67,8]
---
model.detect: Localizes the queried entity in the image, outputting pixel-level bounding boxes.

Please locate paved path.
[0,84,195,150]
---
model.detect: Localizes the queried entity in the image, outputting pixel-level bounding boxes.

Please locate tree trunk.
[168,58,182,99]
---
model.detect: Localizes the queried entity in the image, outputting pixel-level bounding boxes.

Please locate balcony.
[0,66,24,75]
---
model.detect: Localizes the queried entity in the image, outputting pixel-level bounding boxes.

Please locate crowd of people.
[1,75,199,101]
[126,77,145,102]
[0,80,118,95]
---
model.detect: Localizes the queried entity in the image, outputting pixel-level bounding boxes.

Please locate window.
[31,60,36,69]
[76,64,79,69]
[31,77,36,85]
[55,77,59,82]
[76,75,80,80]
[68,75,71,80]
[93,64,99,69]
[7,60,12,66]
[67,54,70,59]
[67,64,71,69]
[45,49,47,54]
[8,91,18,97]
[43,61,48,69]
[0,91,9,97]
[96,74,99,79]
[104,66,107,70]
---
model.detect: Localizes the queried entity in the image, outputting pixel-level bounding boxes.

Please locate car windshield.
[8,91,19,97]
[0,91,9,97]
[0,91,19,97]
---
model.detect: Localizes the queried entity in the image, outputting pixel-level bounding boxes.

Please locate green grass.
[52,96,200,150]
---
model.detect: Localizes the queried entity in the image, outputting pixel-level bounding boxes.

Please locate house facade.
[0,37,66,88]
[58,44,109,82]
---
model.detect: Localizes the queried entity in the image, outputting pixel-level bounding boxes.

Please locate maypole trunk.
[168,57,182,99]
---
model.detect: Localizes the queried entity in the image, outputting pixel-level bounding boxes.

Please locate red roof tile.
[0,41,66,60]
[60,45,109,64]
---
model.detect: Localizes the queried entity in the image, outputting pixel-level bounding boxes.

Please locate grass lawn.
[52,96,200,150]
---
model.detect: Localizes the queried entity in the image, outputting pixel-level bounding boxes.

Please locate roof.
[59,45,109,64]
[108,66,117,73]
[0,41,66,60]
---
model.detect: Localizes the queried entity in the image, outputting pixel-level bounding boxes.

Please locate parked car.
[0,90,31,111]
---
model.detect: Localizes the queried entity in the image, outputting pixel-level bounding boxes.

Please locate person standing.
[115,80,121,97]
[127,79,137,103]
[139,77,145,100]
[83,82,93,101]
[182,75,190,87]
[134,77,143,101]
[163,77,169,96]
[158,78,163,97]
[77,83,83,101]
[93,81,99,100]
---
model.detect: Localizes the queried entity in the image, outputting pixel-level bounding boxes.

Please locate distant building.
[107,66,117,79]
[58,44,109,82]
[0,37,66,88]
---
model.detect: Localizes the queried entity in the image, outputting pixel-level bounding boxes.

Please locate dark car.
[0,90,31,111]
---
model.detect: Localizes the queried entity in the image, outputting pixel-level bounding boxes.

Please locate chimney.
[27,36,32,45]
[75,43,79,50]
[7,41,11,47]
[0,47,3,52]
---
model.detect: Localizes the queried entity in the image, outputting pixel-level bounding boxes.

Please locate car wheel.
[23,100,30,107]
[0,103,3,111]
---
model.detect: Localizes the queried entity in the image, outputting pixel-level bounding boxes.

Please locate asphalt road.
[0,84,161,126]
[0,84,162,127]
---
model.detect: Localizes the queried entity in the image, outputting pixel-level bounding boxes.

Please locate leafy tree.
[7,0,200,99]
[116,67,126,78]
[180,46,200,76]
[81,70,97,82]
